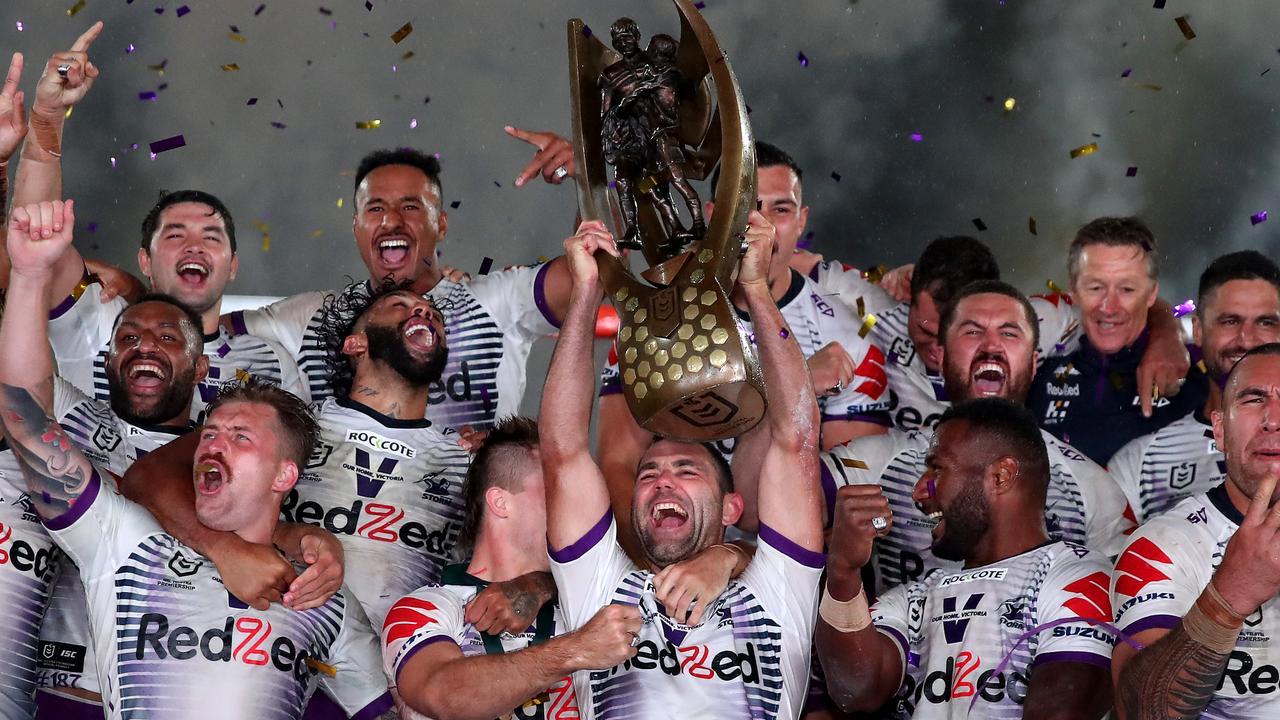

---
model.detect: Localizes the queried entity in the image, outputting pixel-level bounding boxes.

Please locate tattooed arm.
[0,382,98,519]
[1115,623,1232,720]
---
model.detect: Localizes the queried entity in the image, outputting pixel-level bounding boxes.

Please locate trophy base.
[633,379,765,443]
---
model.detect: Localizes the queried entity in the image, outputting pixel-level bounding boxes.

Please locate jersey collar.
[336,396,433,429]
[732,268,805,321]
[1207,482,1244,525]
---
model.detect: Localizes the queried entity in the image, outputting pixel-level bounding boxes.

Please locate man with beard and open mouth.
[780,280,1132,596]
[540,213,825,719]
[0,199,355,719]
[816,397,1115,718]
[1110,250,1280,524]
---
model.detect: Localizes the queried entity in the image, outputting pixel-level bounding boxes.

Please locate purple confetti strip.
[582,25,592,38]
[365,0,372,8]
[254,4,265,15]
[450,200,461,209]
[176,5,190,16]
[972,218,988,232]
[830,171,842,182]
[409,118,418,129]
[478,257,494,275]
[695,1,706,7]
[910,132,924,142]
[1121,68,1132,77]
[1252,210,1269,226]
[155,6,164,14]
[748,333,756,345]
[130,143,139,150]
[148,134,186,154]
[1126,166,1138,177]
[16,21,24,31]
[797,231,815,249]
[138,91,158,101]
[86,222,98,233]
[246,97,258,105]
[126,43,136,53]
[779,328,790,339]
[797,51,809,67]
[1153,0,1166,7]
[270,121,286,129]
[1172,299,1196,318]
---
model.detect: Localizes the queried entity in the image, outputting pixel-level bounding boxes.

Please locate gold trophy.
[568,0,763,441]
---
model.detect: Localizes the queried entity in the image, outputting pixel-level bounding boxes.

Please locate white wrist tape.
[819,585,872,633]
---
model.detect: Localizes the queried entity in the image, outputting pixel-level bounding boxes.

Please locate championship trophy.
[567,0,763,441]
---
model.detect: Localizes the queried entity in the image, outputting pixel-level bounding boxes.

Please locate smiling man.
[1028,217,1209,465]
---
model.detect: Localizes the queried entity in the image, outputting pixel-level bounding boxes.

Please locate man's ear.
[227,254,239,283]
[721,491,744,527]
[485,486,511,519]
[988,456,1020,495]
[342,333,367,360]
[1192,315,1202,347]
[193,354,210,385]
[137,248,153,280]
[273,460,300,495]
[1212,408,1226,452]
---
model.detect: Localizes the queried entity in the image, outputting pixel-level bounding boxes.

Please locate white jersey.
[282,396,470,631]
[233,264,559,429]
[1112,485,1280,718]
[873,541,1114,718]
[550,513,822,719]
[1108,410,1224,523]
[47,280,308,419]
[865,295,1081,434]
[35,379,194,698]
[44,468,393,720]
[600,269,892,460]
[822,427,1133,593]
[381,567,578,720]
[805,260,901,318]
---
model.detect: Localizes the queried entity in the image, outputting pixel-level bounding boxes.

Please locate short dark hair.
[113,292,205,356]
[1068,216,1158,286]
[937,397,1050,495]
[1198,251,1280,319]
[140,190,237,254]
[911,236,1000,307]
[317,279,432,399]
[710,140,803,197]
[205,378,319,469]
[938,279,1041,355]
[458,416,541,551]
[1224,342,1280,389]
[353,148,443,206]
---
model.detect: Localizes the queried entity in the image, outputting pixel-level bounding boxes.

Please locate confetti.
[110,156,117,168]
[318,7,333,15]
[1069,142,1098,159]
[176,5,191,17]
[779,328,790,339]
[148,60,169,74]
[310,230,323,238]
[695,1,706,8]
[254,4,266,15]
[862,264,888,284]
[67,0,85,16]
[148,134,186,154]
[478,257,494,275]
[1002,97,1016,112]
[336,198,344,208]
[229,33,247,43]
[365,0,372,9]
[16,21,24,31]
[305,658,336,678]
[246,97,258,105]
[909,132,923,142]
[858,314,877,339]
[270,121,286,129]
[798,230,814,249]
[972,218,987,231]
[87,222,98,233]
[582,25,593,38]
[797,51,809,67]
[839,457,869,470]
[390,22,413,43]
[252,220,271,251]
[856,297,866,317]
[830,171,842,182]
[1135,82,1163,91]
[1120,68,1132,78]
[138,91,158,101]
[1174,16,1195,40]
[65,107,74,119]
[126,44,136,54]
[401,51,415,59]
[409,118,418,129]
[1029,217,1037,235]
[1046,279,1066,295]
[1126,166,1138,177]
[1153,0,1166,7]
[1172,299,1196,318]
[355,119,382,129]
[1252,210,1269,225]
[221,63,240,72]
[450,200,461,209]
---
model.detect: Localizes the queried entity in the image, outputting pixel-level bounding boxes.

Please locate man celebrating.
[0,202,391,719]
[1111,343,1280,718]
[817,398,1115,717]
[542,213,825,717]
[1029,217,1208,465]
[802,280,1131,592]
[1110,250,1280,523]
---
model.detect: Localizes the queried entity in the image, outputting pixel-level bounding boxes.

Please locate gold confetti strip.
[856,296,866,318]
[336,197,344,208]
[1135,83,1163,91]
[401,51,415,60]
[1196,359,1207,374]
[862,264,888,284]
[1046,279,1066,295]
[1175,15,1196,40]
[1029,216,1037,235]
[305,658,337,677]
[839,457,869,470]
[390,22,413,43]
[311,229,324,238]
[229,32,247,43]
[355,119,382,129]
[858,313,877,339]
[1069,142,1098,159]
[66,0,85,16]
[220,63,240,72]
[235,369,251,382]
[1003,97,1016,112]
[65,106,74,119]
[252,220,270,252]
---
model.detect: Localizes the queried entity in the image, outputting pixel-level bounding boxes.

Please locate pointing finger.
[3,53,22,98]
[70,21,104,54]
[505,125,547,150]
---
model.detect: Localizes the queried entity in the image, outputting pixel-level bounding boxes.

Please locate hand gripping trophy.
[567,0,764,441]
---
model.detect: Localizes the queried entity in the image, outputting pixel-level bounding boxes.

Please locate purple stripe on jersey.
[533,262,562,329]
[808,263,821,281]
[549,510,612,563]
[875,625,909,661]
[820,463,838,529]
[42,469,102,531]
[35,689,104,719]
[1121,614,1181,637]
[48,291,83,320]
[758,522,826,568]
[823,410,892,426]
[229,310,249,336]
[1034,650,1111,670]
[350,691,396,720]
[393,634,457,684]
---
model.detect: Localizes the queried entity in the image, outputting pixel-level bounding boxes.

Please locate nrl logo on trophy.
[567,0,764,441]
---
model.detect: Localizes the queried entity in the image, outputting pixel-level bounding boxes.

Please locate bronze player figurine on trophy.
[567,0,765,442]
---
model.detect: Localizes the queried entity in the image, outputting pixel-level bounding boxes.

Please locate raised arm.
[733,210,823,550]
[0,52,29,281]
[540,220,621,550]
[1136,297,1190,417]
[7,23,102,304]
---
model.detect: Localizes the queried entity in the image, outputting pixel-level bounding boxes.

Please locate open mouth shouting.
[123,355,172,395]
[401,316,438,353]
[175,257,212,288]
[970,356,1009,397]
[195,456,230,496]
[649,499,690,532]
[376,234,413,270]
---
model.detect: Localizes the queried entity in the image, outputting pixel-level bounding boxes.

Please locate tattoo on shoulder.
[0,383,96,517]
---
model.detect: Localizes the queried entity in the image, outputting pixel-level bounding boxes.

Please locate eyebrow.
[118,319,181,329]
[363,195,424,205]
[161,222,225,236]
[1236,386,1272,401]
